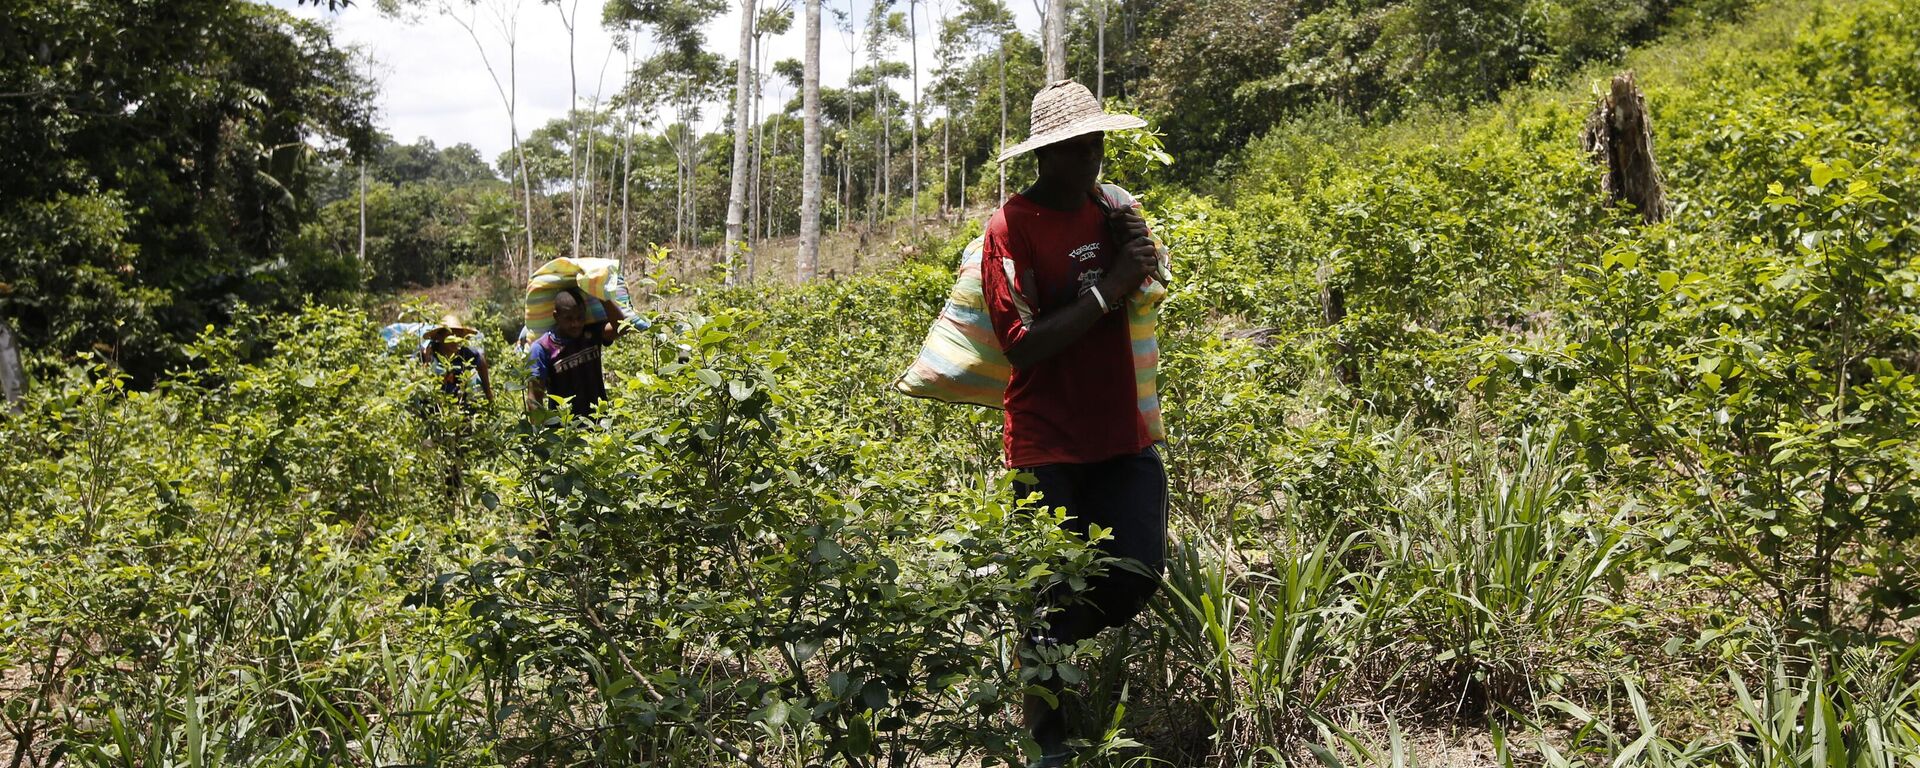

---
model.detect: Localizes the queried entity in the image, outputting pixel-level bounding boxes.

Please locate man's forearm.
[601,298,626,340]
[1002,283,1122,370]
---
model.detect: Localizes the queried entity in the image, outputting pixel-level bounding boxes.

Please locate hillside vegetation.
[3,0,1917,765]
[2,0,1757,384]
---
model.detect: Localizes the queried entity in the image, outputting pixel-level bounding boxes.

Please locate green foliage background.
[4,0,1920,765]
[0,0,375,382]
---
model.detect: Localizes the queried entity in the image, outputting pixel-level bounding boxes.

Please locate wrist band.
[1089,285,1111,313]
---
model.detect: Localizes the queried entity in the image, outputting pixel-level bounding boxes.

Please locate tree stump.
[1318,263,1359,387]
[0,318,24,412]
[1581,71,1668,223]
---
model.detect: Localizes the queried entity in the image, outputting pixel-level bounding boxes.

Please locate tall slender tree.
[749,3,794,275]
[750,11,766,259]
[440,0,536,272]
[1093,0,1106,98]
[358,57,370,264]
[933,7,961,219]
[798,0,823,281]
[617,23,639,262]
[972,0,1009,201]
[864,6,907,233]
[1043,0,1064,80]
[608,0,726,260]
[579,45,619,257]
[865,2,887,232]
[724,0,758,284]
[548,0,586,257]
[907,0,921,229]
[837,3,859,234]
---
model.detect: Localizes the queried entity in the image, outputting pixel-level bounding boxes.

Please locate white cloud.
[268,0,1043,167]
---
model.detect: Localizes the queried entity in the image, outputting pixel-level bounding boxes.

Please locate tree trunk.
[581,42,616,258]
[584,120,596,254]
[515,146,533,272]
[724,0,758,286]
[601,156,616,254]
[881,75,891,233]
[872,23,886,235]
[585,25,617,258]
[756,115,771,241]
[513,48,533,274]
[1095,0,1106,99]
[1044,0,1065,82]
[689,116,700,256]
[799,0,823,282]
[674,114,687,250]
[765,115,778,242]
[561,0,583,259]
[875,9,887,237]
[1122,1,1133,99]
[358,55,369,264]
[942,90,951,220]
[620,38,633,262]
[847,8,857,234]
[446,0,534,273]
[997,38,1006,202]
[749,33,764,281]
[908,0,920,232]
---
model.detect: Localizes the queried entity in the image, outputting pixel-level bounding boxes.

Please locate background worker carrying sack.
[893,183,1170,441]
[521,257,650,342]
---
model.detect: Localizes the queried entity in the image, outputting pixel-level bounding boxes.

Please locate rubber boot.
[1024,684,1071,767]
[1020,626,1073,768]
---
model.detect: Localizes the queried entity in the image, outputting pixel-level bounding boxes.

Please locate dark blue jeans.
[1016,445,1169,645]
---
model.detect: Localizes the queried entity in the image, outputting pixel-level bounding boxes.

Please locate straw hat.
[424,313,477,342]
[997,79,1147,163]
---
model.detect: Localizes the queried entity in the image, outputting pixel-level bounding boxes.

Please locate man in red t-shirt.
[981,79,1167,766]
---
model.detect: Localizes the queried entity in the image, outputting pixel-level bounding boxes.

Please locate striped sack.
[893,183,1170,441]
[521,257,649,341]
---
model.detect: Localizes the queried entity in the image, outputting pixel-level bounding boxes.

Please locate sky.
[271,0,1045,166]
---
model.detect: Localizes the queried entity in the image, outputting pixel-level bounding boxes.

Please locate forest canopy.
[0,0,375,381]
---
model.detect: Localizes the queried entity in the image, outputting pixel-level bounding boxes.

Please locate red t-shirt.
[981,193,1152,468]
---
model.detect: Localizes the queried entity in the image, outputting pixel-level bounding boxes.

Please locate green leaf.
[793,638,822,663]
[861,680,891,710]
[1809,160,1835,188]
[1305,742,1347,768]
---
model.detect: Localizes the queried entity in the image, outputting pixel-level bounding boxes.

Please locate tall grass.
[1364,427,1628,711]
[1154,532,1357,752]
